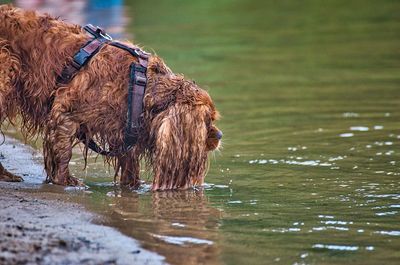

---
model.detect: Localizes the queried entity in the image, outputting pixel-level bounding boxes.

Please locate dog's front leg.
[118,147,141,188]
[43,106,81,186]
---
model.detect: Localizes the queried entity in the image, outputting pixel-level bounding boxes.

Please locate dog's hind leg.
[0,39,19,123]
[43,99,81,186]
[0,39,23,182]
[118,147,141,188]
[0,164,24,182]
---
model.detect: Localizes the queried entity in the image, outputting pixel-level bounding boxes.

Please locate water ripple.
[340,133,354,138]
[350,126,369,131]
[343,112,360,118]
[365,194,400,199]
[312,244,359,251]
[321,220,353,225]
[375,231,400,236]
[264,228,302,233]
[171,223,186,228]
[375,211,398,216]
[151,234,213,245]
[227,200,243,204]
[313,244,375,251]
[248,159,333,167]
[318,215,335,219]
[312,226,349,231]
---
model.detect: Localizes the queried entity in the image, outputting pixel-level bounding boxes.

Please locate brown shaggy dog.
[0,5,221,190]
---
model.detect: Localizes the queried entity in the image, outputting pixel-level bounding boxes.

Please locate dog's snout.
[216,130,223,140]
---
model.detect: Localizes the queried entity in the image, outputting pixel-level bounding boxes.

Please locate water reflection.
[91,188,223,265]
[14,0,129,38]
[5,0,400,264]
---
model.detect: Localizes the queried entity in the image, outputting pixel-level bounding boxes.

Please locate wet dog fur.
[0,5,221,190]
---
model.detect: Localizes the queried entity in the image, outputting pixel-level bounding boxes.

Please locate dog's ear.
[194,89,218,115]
[145,74,185,115]
[150,103,209,190]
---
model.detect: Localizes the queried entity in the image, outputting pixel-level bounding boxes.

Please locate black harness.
[57,24,149,156]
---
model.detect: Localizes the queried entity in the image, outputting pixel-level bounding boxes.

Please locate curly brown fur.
[0,5,221,190]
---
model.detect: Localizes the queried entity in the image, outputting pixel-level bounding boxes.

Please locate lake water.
[6,0,400,264]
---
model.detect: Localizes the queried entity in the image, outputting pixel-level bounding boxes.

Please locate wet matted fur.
[0,5,221,190]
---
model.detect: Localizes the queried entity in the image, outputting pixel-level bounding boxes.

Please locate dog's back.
[0,5,88,135]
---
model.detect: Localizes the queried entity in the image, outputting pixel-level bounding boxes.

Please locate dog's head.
[142,56,221,190]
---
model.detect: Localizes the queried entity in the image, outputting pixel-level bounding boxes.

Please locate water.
[5,0,400,264]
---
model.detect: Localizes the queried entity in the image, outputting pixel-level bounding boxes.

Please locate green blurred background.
[3,0,400,264]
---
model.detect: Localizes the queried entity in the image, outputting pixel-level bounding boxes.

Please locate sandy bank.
[0,137,165,265]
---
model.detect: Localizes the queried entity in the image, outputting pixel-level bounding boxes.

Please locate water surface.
[6,0,400,264]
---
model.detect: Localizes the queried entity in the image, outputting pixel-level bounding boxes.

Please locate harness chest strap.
[57,24,149,156]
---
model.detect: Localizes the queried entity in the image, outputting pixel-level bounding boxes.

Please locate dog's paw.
[65,176,84,186]
[50,176,84,186]
[121,179,141,189]
[0,173,24,182]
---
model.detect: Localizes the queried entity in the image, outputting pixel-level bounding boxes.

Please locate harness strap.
[56,24,149,157]
[109,42,150,147]
[57,25,111,85]
[124,63,146,145]
[77,131,110,156]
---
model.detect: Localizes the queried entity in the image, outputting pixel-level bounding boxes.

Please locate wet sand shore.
[0,137,165,265]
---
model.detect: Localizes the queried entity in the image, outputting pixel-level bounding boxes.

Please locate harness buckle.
[98,30,112,41]
[135,75,147,86]
[135,65,146,73]
[135,49,150,59]
[73,49,90,66]
[70,59,81,70]
[84,24,112,41]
